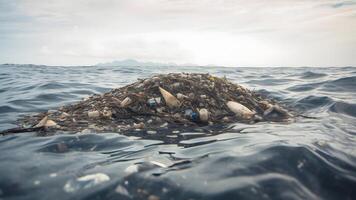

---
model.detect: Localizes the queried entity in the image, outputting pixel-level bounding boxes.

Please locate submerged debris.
[4,73,292,136]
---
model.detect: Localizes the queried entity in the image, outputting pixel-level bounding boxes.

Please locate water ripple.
[0,65,355,200]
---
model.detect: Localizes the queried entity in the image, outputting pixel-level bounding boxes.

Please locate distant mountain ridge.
[96,59,183,67]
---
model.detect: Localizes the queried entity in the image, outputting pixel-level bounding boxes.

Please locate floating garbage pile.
[5,73,292,136]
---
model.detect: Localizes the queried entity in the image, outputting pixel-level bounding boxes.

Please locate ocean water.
[0,64,355,200]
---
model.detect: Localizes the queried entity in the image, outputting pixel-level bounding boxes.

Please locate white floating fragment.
[150,161,168,168]
[133,122,144,129]
[147,130,157,134]
[176,93,188,100]
[63,173,110,193]
[120,97,132,107]
[159,87,180,108]
[63,181,77,193]
[124,165,139,175]
[226,101,255,119]
[160,122,168,128]
[115,185,131,197]
[88,110,100,118]
[198,108,209,122]
[33,180,41,185]
[77,173,110,183]
[154,97,161,104]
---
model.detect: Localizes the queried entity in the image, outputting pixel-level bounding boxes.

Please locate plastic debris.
[88,110,100,118]
[115,185,131,197]
[147,130,157,134]
[176,93,187,100]
[63,173,110,193]
[34,116,58,128]
[198,108,209,122]
[77,173,110,183]
[148,195,160,200]
[184,109,199,122]
[263,105,291,121]
[120,97,132,107]
[8,73,292,136]
[133,122,145,129]
[45,120,57,127]
[159,87,180,108]
[34,116,48,127]
[147,98,157,107]
[102,109,112,118]
[150,161,168,168]
[124,165,139,175]
[226,101,255,119]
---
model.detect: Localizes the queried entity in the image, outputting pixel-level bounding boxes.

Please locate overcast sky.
[1,0,356,67]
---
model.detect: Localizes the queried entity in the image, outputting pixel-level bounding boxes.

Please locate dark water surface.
[0,65,355,200]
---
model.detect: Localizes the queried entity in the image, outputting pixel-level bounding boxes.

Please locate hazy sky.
[1,0,356,67]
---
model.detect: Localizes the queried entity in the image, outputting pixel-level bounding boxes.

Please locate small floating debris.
[2,73,293,136]
[115,184,131,197]
[120,97,132,108]
[148,195,160,200]
[45,120,58,127]
[63,173,110,193]
[159,87,180,108]
[88,110,100,118]
[34,116,48,127]
[198,108,209,122]
[226,101,255,119]
[33,180,41,186]
[34,116,58,128]
[124,165,139,175]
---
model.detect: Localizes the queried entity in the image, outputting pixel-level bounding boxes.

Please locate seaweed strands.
[2,73,293,136]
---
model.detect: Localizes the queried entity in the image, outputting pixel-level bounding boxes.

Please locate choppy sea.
[0,64,355,200]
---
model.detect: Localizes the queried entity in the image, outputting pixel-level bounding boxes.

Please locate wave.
[287,82,323,92]
[322,76,356,93]
[293,95,334,111]
[246,78,295,86]
[0,65,355,200]
[0,105,19,113]
[329,101,356,118]
[300,71,327,79]
[37,82,72,90]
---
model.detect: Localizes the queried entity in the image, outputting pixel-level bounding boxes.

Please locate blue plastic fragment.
[147,98,157,107]
[185,109,199,122]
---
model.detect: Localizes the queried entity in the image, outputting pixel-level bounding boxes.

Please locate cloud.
[331,1,356,8]
[0,0,355,66]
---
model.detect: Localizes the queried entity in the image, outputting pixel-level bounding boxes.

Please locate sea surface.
[0,64,355,200]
